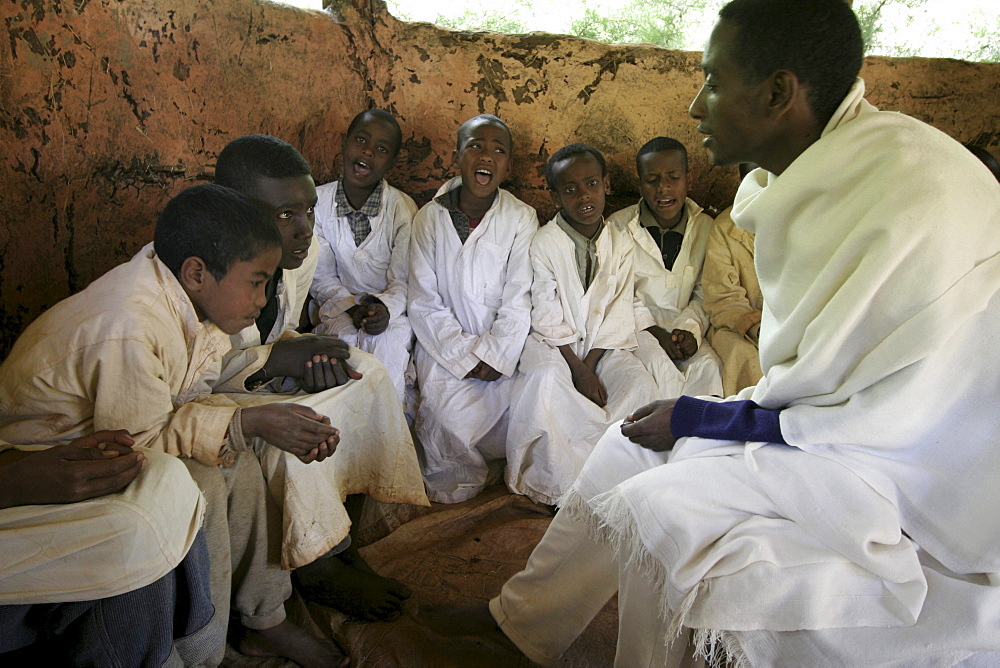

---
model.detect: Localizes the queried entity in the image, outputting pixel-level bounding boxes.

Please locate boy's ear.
[603,172,612,195]
[178,256,210,292]
[549,189,562,209]
[451,148,459,170]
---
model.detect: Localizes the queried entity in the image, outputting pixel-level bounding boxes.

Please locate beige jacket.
[0,248,238,466]
[703,207,762,339]
[703,207,763,395]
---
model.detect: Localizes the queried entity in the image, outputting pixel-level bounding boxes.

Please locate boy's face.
[188,246,282,334]
[550,153,610,228]
[342,115,400,192]
[248,174,317,270]
[638,149,688,227]
[454,120,511,200]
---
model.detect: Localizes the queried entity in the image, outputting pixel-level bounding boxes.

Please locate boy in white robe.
[408,114,538,504]
[212,134,428,622]
[420,2,1000,666]
[0,185,345,667]
[608,137,723,398]
[506,144,664,505]
[311,110,417,408]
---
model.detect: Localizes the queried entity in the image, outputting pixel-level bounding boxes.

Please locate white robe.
[0,445,204,605]
[506,215,663,505]
[310,180,416,405]
[408,176,537,503]
[608,199,723,397]
[213,235,427,568]
[566,79,1000,665]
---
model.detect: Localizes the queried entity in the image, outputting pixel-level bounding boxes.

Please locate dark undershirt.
[670,396,786,445]
[254,268,282,343]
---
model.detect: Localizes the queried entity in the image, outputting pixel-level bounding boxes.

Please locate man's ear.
[767,69,801,120]
[179,256,210,292]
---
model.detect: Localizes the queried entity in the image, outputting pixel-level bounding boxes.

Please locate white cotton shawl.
[739,80,1000,576]
[569,79,1000,658]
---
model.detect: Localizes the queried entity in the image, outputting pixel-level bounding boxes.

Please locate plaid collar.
[335,180,383,218]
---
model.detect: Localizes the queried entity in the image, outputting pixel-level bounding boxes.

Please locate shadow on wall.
[1,0,998,356]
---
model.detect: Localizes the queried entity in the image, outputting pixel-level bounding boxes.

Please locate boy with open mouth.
[608,137,724,400]
[407,114,538,504]
[311,109,418,412]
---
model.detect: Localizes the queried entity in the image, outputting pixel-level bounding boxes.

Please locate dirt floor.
[223,486,618,667]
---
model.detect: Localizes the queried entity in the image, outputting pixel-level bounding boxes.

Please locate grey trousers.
[183,451,292,667]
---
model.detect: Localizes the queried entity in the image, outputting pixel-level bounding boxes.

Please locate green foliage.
[853,0,929,57]
[569,0,707,49]
[962,12,1000,62]
[433,9,528,34]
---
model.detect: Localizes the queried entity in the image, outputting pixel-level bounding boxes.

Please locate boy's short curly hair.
[154,184,281,281]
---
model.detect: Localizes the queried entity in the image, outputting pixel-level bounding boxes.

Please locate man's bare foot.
[293,556,411,621]
[416,602,501,638]
[238,619,349,668]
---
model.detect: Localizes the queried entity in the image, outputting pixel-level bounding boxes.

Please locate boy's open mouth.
[474,168,493,186]
[352,159,372,178]
[657,197,677,208]
[579,204,596,216]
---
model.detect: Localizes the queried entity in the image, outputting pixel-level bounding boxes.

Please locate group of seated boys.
[0,106,766,665]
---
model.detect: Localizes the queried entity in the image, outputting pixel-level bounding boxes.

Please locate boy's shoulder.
[494,187,537,215]
[685,197,714,227]
[382,181,418,216]
[606,203,640,230]
[4,251,185,373]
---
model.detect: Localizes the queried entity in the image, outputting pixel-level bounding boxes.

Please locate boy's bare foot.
[293,555,411,621]
[238,618,350,668]
[416,602,501,638]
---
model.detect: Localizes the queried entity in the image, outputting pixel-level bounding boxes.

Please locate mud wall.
[2,0,998,355]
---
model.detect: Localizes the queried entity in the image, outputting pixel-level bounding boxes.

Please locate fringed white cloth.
[567,79,1000,665]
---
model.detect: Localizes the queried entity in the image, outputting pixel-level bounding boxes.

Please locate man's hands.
[241,404,340,464]
[620,400,677,451]
[651,326,697,361]
[0,430,144,509]
[464,360,503,382]
[347,302,390,336]
[266,336,362,392]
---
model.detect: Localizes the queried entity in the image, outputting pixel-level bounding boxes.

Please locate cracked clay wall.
[2,0,999,356]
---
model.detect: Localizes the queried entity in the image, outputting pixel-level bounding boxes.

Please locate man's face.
[689,20,771,167]
[454,120,512,201]
[248,174,317,270]
[341,115,399,193]
[190,247,281,334]
[638,149,688,228]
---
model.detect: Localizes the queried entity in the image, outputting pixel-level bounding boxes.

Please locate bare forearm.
[582,348,607,371]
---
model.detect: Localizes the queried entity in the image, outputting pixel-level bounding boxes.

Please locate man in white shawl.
[212,135,428,622]
[420,1,1000,665]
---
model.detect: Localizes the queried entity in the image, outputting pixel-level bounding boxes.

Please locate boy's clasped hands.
[243,335,362,463]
